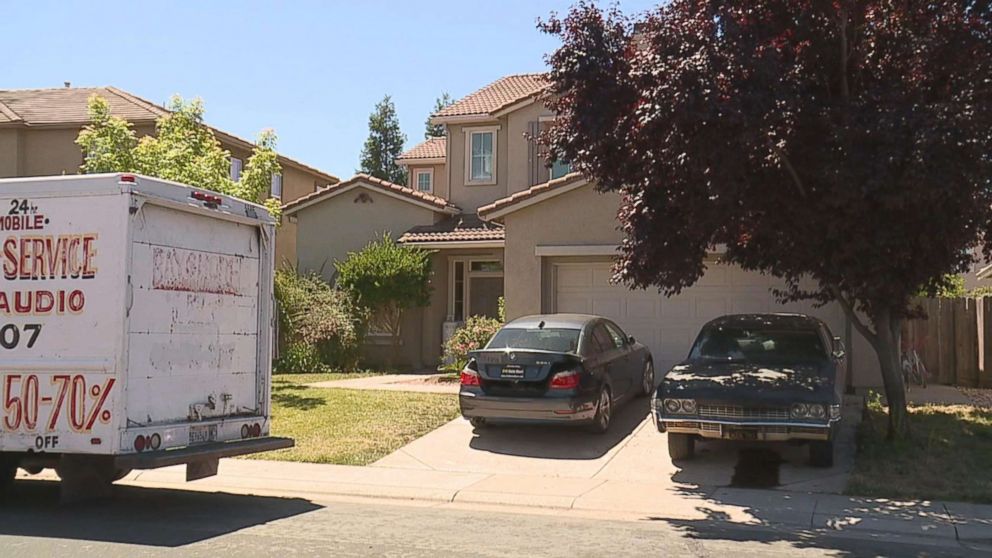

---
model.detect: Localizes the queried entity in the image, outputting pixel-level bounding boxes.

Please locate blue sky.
[1,0,657,179]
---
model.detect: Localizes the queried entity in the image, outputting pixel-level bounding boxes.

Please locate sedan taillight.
[460,368,480,387]
[549,370,580,390]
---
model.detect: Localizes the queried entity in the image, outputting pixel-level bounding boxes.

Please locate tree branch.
[770,144,807,197]
[827,283,877,346]
[838,5,850,102]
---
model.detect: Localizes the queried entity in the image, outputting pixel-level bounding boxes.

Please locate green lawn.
[250,373,460,465]
[847,399,992,503]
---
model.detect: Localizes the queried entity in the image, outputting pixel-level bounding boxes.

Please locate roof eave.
[479,175,590,221]
[399,239,505,249]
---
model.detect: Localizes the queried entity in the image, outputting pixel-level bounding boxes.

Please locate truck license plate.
[189,424,218,445]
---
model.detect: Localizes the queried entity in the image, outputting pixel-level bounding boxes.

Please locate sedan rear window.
[690,326,827,362]
[486,328,581,353]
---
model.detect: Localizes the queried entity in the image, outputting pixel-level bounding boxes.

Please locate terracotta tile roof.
[397,137,446,161]
[434,74,548,119]
[282,173,459,214]
[478,172,588,219]
[0,86,339,184]
[0,87,164,125]
[399,214,504,244]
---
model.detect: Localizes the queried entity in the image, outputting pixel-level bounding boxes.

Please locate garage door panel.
[553,262,846,374]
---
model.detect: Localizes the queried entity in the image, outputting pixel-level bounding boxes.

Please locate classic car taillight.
[549,370,580,390]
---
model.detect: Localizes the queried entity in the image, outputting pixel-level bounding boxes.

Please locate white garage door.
[553,261,845,373]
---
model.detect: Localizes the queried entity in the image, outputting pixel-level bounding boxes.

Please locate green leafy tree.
[335,234,432,366]
[76,94,283,220]
[425,92,453,139]
[358,95,407,184]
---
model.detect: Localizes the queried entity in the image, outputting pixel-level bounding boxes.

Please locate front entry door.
[469,276,504,320]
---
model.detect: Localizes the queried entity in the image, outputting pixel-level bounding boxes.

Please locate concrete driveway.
[373,397,860,494]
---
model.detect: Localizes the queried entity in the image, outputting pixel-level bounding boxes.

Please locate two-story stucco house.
[288,74,885,386]
[0,85,340,265]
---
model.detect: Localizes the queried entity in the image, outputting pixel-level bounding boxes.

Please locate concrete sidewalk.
[18,458,992,544]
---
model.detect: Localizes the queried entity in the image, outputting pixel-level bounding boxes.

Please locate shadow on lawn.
[272,383,325,411]
[0,480,321,547]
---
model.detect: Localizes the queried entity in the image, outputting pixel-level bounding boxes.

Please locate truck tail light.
[134,435,146,452]
[120,174,137,183]
[460,368,480,387]
[191,191,223,206]
[549,370,580,390]
[241,424,250,438]
[149,433,162,450]
[251,423,261,437]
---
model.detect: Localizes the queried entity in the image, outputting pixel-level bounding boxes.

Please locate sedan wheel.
[588,387,612,434]
[641,361,655,397]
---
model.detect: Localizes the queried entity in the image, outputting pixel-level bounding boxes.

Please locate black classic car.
[653,314,846,467]
[459,314,654,433]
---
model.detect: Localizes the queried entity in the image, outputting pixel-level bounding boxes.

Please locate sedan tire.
[469,417,488,430]
[809,439,834,468]
[667,433,695,461]
[640,360,655,397]
[587,387,612,434]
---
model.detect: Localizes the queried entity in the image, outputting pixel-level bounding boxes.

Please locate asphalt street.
[0,480,986,557]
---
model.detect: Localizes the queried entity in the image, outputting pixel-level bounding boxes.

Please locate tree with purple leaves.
[539,1,992,438]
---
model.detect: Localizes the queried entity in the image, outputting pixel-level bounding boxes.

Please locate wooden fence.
[902,297,992,388]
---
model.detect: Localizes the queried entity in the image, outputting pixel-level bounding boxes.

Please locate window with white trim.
[270,173,283,199]
[464,126,498,184]
[415,169,433,193]
[550,159,571,180]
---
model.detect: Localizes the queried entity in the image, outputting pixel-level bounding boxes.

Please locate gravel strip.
[958,387,992,408]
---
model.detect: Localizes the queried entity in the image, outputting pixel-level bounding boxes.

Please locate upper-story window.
[464,126,499,184]
[551,159,571,180]
[415,169,433,193]
[270,173,283,199]
[230,157,243,181]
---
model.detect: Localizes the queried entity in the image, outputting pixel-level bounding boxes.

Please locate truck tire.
[0,455,18,496]
[56,455,117,503]
[809,440,834,468]
[668,433,695,461]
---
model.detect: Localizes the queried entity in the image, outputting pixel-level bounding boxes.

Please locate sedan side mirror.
[832,336,846,360]
[628,335,636,345]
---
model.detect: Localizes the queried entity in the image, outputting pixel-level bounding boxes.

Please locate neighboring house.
[0,85,339,265]
[290,73,881,386]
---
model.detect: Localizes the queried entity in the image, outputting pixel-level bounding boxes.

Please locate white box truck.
[0,173,292,500]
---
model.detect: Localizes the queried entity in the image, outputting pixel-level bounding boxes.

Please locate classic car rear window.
[690,327,827,361]
[487,328,581,353]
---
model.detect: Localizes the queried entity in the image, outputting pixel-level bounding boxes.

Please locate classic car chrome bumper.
[657,417,833,441]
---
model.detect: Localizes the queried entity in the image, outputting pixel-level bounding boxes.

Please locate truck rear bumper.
[114,436,294,470]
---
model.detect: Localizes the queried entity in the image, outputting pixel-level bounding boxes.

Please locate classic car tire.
[668,433,695,460]
[469,417,488,429]
[641,361,655,397]
[587,387,613,434]
[809,440,834,467]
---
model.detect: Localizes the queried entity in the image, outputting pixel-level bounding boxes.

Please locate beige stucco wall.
[294,185,439,282]
[503,182,622,320]
[0,129,20,177]
[506,102,555,195]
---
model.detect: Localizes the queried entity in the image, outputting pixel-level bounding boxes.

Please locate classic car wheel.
[668,433,695,461]
[588,387,612,434]
[809,440,834,467]
[641,360,655,397]
[469,417,488,429]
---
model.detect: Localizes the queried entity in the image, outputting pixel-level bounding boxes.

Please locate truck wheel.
[668,433,695,461]
[0,455,18,496]
[809,440,834,468]
[56,455,117,503]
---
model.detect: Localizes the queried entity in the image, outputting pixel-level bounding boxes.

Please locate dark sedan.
[653,313,847,467]
[459,314,654,433]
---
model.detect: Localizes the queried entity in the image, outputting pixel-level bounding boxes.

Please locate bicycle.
[900,347,928,391]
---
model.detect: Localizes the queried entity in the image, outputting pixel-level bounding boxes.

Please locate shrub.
[274,268,368,371]
[275,343,329,374]
[336,234,432,366]
[442,315,503,371]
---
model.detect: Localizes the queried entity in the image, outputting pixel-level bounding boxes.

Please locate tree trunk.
[872,309,910,439]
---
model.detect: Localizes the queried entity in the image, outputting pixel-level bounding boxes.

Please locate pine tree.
[424,92,453,139]
[358,95,407,184]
